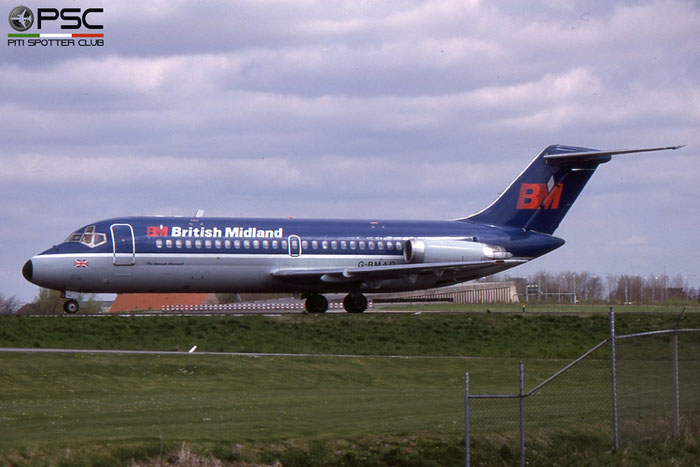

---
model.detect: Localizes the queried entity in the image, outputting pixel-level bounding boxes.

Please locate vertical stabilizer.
[463,144,682,234]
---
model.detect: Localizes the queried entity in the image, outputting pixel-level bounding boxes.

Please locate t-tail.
[463,144,683,235]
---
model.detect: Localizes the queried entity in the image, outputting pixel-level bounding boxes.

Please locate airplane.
[10,8,33,29]
[22,144,682,314]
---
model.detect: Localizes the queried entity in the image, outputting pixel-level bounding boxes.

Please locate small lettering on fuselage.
[357,260,396,267]
[147,225,284,239]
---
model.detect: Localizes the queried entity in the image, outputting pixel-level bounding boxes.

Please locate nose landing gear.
[60,291,79,314]
[63,299,79,314]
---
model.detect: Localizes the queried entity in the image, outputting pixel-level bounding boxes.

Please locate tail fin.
[464,144,682,234]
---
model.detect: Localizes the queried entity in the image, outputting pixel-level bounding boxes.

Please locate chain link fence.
[465,309,699,466]
[616,328,700,447]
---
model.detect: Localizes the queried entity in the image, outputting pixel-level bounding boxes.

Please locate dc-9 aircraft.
[22,144,682,314]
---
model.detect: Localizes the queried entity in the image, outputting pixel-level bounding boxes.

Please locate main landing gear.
[343,294,368,314]
[303,293,368,314]
[304,294,329,313]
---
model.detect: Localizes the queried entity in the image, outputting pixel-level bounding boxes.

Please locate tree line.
[493,271,698,304]
[1,289,101,315]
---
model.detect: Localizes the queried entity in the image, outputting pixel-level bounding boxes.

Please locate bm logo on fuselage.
[147,226,169,237]
[516,183,563,210]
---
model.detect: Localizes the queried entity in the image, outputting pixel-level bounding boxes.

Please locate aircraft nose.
[22,260,33,282]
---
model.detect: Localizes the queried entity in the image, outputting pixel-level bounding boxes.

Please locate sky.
[2,0,699,303]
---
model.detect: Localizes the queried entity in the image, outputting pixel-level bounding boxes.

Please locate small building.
[372,281,519,304]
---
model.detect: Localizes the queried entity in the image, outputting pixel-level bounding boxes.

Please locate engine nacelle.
[403,238,511,263]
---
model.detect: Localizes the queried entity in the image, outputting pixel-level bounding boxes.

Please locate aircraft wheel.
[63,299,79,314]
[305,294,328,313]
[343,294,367,313]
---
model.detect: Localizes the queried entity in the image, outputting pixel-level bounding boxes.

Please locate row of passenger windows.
[155,238,404,252]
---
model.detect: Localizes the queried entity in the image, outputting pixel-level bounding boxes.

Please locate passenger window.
[224,240,231,249]
[244,240,251,249]
[234,240,241,249]
[272,240,279,249]
[302,240,308,249]
[185,240,193,249]
[176,240,183,249]
[340,241,347,250]
[263,240,269,249]
[378,241,385,250]
[368,241,375,250]
[156,239,163,248]
[359,241,366,250]
[331,241,338,250]
[322,240,329,250]
[312,240,319,249]
[350,241,357,250]
[215,240,222,249]
[396,241,402,251]
[282,240,288,249]
[166,239,173,248]
[195,240,202,249]
[387,241,393,250]
[205,240,212,249]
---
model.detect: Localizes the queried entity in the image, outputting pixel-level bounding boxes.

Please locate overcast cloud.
[2,0,699,303]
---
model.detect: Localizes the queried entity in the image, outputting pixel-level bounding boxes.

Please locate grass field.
[2,304,699,358]
[0,307,698,465]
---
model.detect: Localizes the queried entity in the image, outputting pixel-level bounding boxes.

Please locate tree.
[0,293,22,314]
[32,288,63,314]
[605,274,618,303]
[31,288,101,314]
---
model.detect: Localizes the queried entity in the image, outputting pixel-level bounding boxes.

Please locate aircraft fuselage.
[24,216,562,296]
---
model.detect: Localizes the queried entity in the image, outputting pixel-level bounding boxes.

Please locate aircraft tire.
[305,294,328,313]
[343,294,367,313]
[63,299,79,314]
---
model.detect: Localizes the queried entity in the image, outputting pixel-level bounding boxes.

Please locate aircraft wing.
[273,259,526,290]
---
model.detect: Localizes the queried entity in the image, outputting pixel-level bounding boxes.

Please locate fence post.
[671,307,686,440]
[465,372,470,467]
[519,361,525,467]
[610,307,619,452]
[672,330,680,439]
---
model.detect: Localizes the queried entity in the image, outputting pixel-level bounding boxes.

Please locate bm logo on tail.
[517,182,563,210]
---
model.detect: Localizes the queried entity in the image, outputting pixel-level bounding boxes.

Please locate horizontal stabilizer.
[543,145,684,166]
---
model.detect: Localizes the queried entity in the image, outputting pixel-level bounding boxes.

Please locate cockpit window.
[65,225,107,248]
